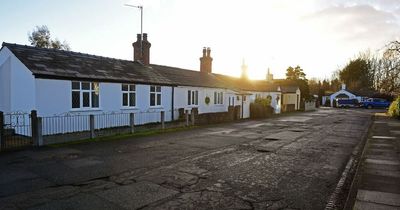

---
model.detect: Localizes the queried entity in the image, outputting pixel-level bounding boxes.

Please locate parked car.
[361,98,391,109]
[336,99,359,108]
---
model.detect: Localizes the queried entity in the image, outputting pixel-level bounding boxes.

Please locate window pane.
[157,94,161,105]
[83,92,90,107]
[122,84,128,91]
[91,82,99,91]
[92,92,99,108]
[188,91,191,105]
[156,86,161,92]
[150,86,155,92]
[150,93,155,106]
[72,91,80,108]
[129,85,135,91]
[195,91,198,105]
[82,82,90,90]
[129,92,135,106]
[122,93,128,106]
[72,82,80,90]
[221,92,223,104]
[214,92,217,104]
[192,91,195,104]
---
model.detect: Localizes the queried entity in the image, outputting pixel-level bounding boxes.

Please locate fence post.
[161,111,165,130]
[191,109,195,126]
[31,110,38,146]
[0,111,3,151]
[36,117,43,146]
[90,115,95,139]
[130,113,135,134]
[185,110,189,127]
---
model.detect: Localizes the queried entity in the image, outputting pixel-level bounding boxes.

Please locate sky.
[1,0,399,80]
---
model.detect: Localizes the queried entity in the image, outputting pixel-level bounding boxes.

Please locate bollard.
[161,111,165,130]
[130,113,135,133]
[191,109,195,126]
[185,110,189,127]
[90,115,95,139]
[36,117,43,146]
[31,110,38,145]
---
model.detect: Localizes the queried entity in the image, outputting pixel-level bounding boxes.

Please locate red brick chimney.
[132,33,151,65]
[200,47,213,73]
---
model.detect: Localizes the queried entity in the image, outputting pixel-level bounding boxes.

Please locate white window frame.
[229,96,235,106]
[214,91,223,105]
[150,85,162,107]
[71,81,100,110]
[187,90,199,106]
[122,84,136,108]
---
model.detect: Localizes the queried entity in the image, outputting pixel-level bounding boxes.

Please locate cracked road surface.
[0,108,374,210]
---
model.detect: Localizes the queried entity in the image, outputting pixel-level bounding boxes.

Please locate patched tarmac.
[0,108,375,210]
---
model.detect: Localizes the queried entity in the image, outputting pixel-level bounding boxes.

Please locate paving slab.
[372,136,397,139]
[364,168,400,178]
[354,200,400,210]
[365,158,400,166]
[356,189,400,206]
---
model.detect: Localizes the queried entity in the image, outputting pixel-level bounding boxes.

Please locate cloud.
[301,5,400,47]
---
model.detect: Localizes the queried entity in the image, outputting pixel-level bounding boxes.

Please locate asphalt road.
[0,108,376,210]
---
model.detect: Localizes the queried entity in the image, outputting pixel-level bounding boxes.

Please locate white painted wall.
[329,90,357,107]
[174,86,234,115]
[323,89,358,107]
[6,49,36,113]
[35,79,173,119]
[0,57,11,112]
[305,101,316,111]
[248,91,282,114]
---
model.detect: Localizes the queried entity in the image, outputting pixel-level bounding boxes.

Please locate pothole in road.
[289,130,305,133]
[257,148,273,153]
[264,137,280,141]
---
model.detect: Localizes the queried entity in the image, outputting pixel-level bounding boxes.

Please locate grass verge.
[47,126,198,148]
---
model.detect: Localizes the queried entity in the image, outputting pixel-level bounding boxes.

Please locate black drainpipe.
[171,86,175,121]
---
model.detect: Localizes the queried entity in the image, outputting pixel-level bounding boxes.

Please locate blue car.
[337,99,359,108]
[362,98,391,109]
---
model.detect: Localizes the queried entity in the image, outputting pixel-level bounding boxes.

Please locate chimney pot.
[143,33,148,41]
[206,47,211,57]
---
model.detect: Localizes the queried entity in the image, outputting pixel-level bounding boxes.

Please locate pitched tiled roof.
[2,42,278,92]
[272,79,300,93]
[2,43,173,85]
[214,74,279,92]
[149,64,231,89]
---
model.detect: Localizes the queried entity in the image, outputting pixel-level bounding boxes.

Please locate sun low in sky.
[1,0,399,80]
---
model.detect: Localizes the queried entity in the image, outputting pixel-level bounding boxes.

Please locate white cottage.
[322,84,366,107]
[0,34,282,123]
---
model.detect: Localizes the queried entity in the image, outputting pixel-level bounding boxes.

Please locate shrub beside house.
[388,96,400,118]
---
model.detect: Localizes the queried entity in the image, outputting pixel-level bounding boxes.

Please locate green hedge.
[388,96,400,118]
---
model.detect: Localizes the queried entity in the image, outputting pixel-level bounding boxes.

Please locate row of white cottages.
[0,34,301,124]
